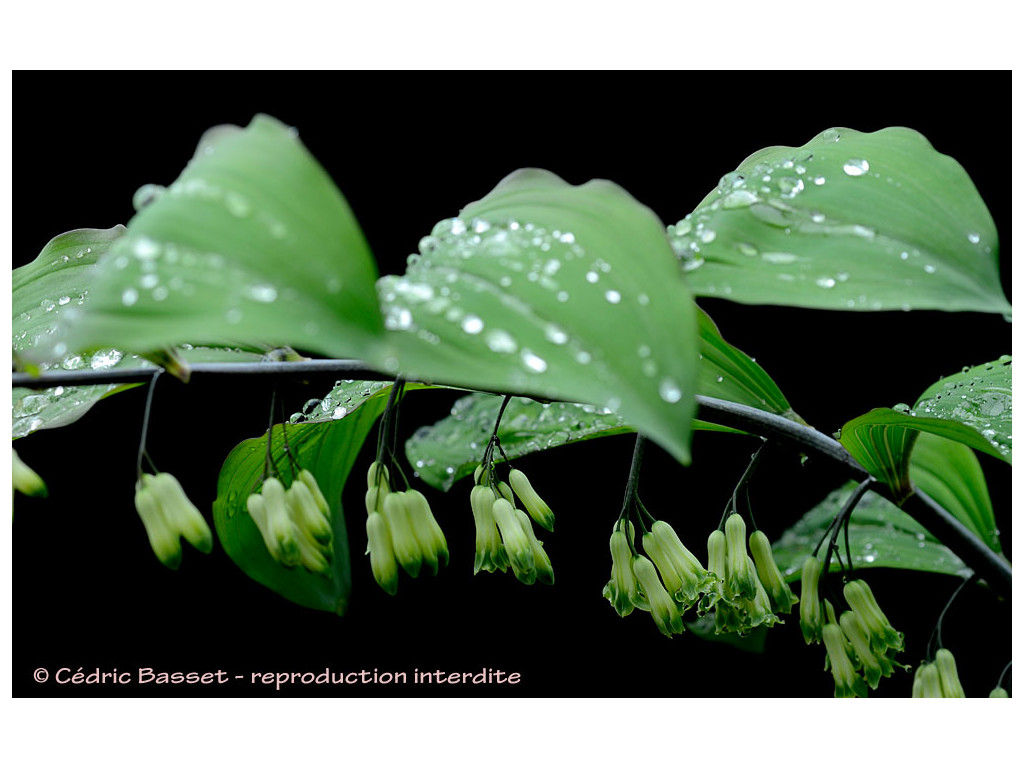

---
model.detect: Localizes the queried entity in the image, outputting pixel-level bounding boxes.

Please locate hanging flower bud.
[644,520,712,610]
[749,530,798,614]
[508,468,555,532]
[912,661,944,697]
[603,523,638,617]
[404,488,448,574]
[843,579,903,654]
[989,686,1010,698]
[258,477,300,567]
[383,491,424,578]
[724,514,758,600]
[366,510,398,595]
[631,554,685,637]
[297,468,331,520]
[135,472,213,569]
[514,506,554,585]
[822,622,868,698]
[286,480,333,545]
[840,610,888,689]
[12,450,47,498]
[492,497,536,584]
[470,485,507,574]
[799,556,823,644]
[934,648,966,698]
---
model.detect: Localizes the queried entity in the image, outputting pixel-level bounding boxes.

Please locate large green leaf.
[772,482,970,581]
[908,432,1000,553]
[212,387,391,614]
[376,168,700,466]
[51,114,385,364]
[839,357,1011,499]
[670,127,1008,315]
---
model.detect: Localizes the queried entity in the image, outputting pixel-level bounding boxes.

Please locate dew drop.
[544,324,568,345]
[247,284,278,303]
[967,232,981,244]
[122,288,139,307]
[816,277,837,289]
[585,271,599,284]
[133,236,160,260]
[761,251,799,264]
[40,299,55,312]
[923,264,937,274]
[722,189,759,209]
[659,378,682,403]
[604,289,622,304]
[521,350,548,373]
[486,329,517,353]
[461,315,484,335]
[132,184,165,211]
[843,158,870,176]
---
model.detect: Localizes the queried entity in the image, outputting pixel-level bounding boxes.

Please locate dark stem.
[135,371,162,482]
[620,433,647,520]
[926,574,977,660]
[14,358,1011,598]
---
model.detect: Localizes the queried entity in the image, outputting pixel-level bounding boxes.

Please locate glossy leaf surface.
[378,168,700,466]
[772,482,970,581]
[670,127,1008,314]
[58,114,385,363]
[839,356,1011,499]
[908,432,1000,553]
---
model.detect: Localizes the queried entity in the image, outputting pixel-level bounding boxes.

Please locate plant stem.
[14,358,1011,597]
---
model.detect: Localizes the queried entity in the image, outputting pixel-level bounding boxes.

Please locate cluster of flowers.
[799,557,906,697]
[704,513,798,634]
[365,461,448,594]
[246,470,334,574]
[603,512,794,638]
[912,648,966,697]
[470,464,554,585]
[134,472,213,569]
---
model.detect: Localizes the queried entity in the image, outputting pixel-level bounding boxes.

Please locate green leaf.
[695,306,801,422]
[772,482,970,581]
[908,432,1000,553]
[670,127,1009,315]
[839,356,1011,499]
[405,308,792,491]
[13,226,126,367]
[406,394,636,491]
[12,345,265,439]
[212,386,391,614]
[377,168,700,466]
[56,114,385,363]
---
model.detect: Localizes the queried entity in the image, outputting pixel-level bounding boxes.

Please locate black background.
[12,71,1012,698]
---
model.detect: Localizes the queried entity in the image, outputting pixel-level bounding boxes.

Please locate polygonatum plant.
[12,114,1011,698]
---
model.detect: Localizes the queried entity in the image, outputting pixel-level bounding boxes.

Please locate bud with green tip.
[286,480,333,545]
[631,554,684,637]
[934,648,966,698]
[844,579,903,654]
[839,610,889,689]
[404,488,448,575]
[470,485,507,574]
[383,491,424,578]
[508,468,555,532]
[644,520,712,610]
[912,661,944,697]
[724,514,757,600]
[989,686,1010,698]
[603,523,638,617]
[297,468,331,520]
[515,506,553,585]
[491,497,536,584]
[135,472,213,570]
[799,556,823,645]
[12,450,47,498]
[822,622,868,698]
[749,530,798,613]
[257,477,300,566]
[366,510,398,595]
